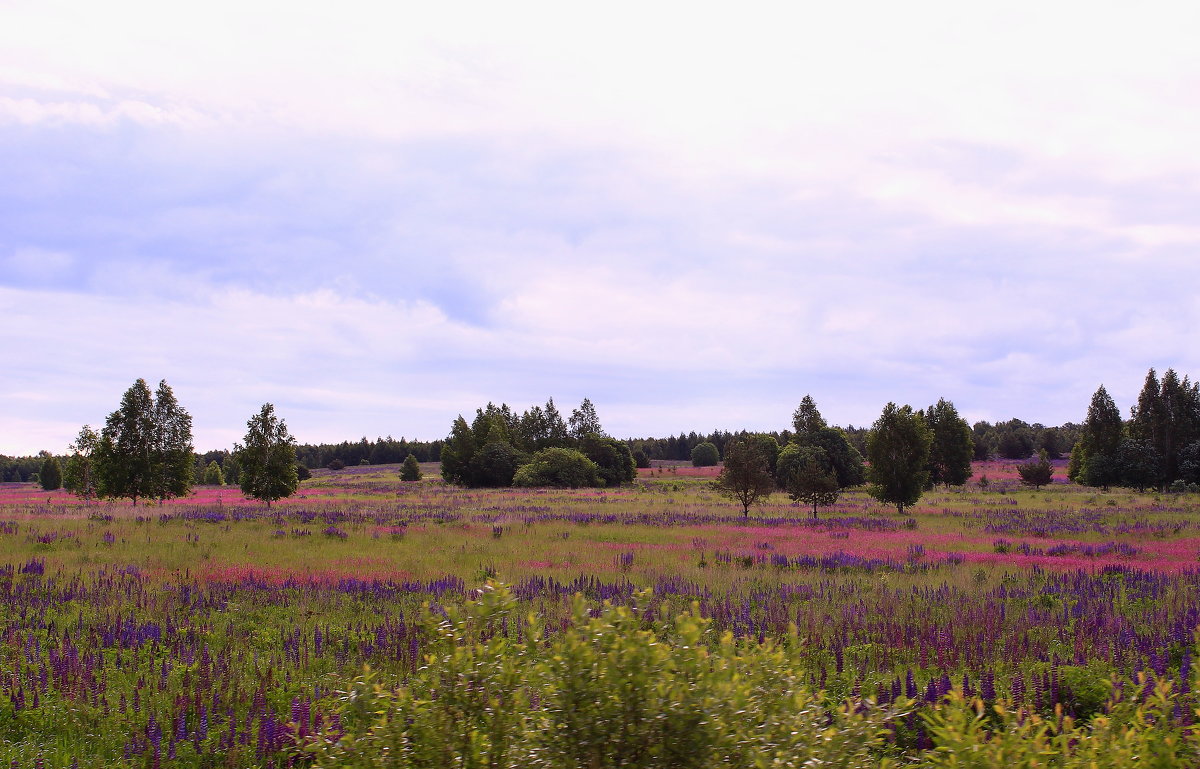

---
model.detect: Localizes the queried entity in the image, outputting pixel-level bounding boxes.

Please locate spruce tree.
[1071,385,1124,490]
[400,454,422,482]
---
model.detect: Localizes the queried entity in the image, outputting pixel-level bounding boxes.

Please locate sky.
[3,1,1200,455]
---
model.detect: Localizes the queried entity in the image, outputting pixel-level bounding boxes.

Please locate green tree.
[578,434,636,487]
[1116,437,1161,492]
[712,436,775,517]
[512,447,601,488]
[1016,448,1053,490]
[203,460,225,486]
[690,442,720,467]
[63,425,99,502]
[468,441,527,487]
[97,378,194,505]
[1070,385,1124,491]
[38,453,62,491]
[791,397,864,488]
[295,463,312,481]
[233,403,299,508]
[400,454,422,482]
[778,444,839,518]
[568,397,604,439]
[1129,368,1200,487]
[865,402,932,514]
[440,416,477,485]
[922,398,974,488]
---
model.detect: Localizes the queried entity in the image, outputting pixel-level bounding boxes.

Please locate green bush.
[512,447,600,488]
[690,442,719,467]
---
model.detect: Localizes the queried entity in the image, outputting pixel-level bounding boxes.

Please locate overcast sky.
[3,1,1200,455]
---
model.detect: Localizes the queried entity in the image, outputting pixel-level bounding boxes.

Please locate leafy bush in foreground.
[297,584,1200,769]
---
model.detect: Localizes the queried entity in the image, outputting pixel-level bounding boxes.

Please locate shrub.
[512,448,600,488]
[690,442,719,467]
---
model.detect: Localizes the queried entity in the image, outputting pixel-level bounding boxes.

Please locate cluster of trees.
[294,436,442,470]
[1069,369,1200,492]
[712,396,976,517]
[439,398,635,488]
[49,379,303,506]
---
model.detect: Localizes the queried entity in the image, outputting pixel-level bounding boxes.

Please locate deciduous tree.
[922,398,974,488]
[96,379,194,505]
[865,402,932,514]
[233,403,299,508]
[713,436,775,517]
[63,425,99,502]
[38,453,62,491]
[691,442,720,467]
[778,444,839,518]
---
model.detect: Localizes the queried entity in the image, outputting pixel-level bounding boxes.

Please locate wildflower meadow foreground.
[2,461,1200,767]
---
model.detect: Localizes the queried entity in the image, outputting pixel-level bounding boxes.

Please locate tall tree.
[778,444,839,518]
[1069,385,1124,491]
[203,460,225,486]
[149,380,195,503]
[921,398,974,488]
[568,397,604,439]
[63,425,99,502]
[790,397,865,489]
[440,416,477,485]
[713,436,775,517]
[96,379,160,505]
[1129,368,1199,487]
[38,453,62,491]
[233,403,299,508]
[865,402,932,514]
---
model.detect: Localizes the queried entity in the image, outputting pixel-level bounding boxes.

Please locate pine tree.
[1016,449,1054,490]
[568,397,604,439]
[233,403,298,508]
[865,403,932,514]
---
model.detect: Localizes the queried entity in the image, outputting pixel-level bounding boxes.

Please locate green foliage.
[512,447,600,488]
[468,441,527,487]
[578,434,636,487]
[866,402,932,514]
[202,459,224,486]
[778,444,839,517]
[712,436,775,516]
[440,416,477,484]
[1117,438,1162,492]
[233,403,299,508]
[400,454,422,482]
[791,396,866,487]
[95,378,194,505]
[297,584,908,769]
[690,441,720,467]
[37,453,61,491]
[922,398,974,487]
[1016,449,1054,490]
[295,463,312,481]
[632,449,651,469]
[1129,368,1200,487]
[568,397,604,439]
[1072,385,1125,490]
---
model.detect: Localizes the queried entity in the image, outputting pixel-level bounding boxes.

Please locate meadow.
[1,460,1199,767]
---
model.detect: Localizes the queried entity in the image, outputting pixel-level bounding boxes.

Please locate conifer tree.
[400,454,422,482]
[1070,385,1124,490]
[38,453,62,491]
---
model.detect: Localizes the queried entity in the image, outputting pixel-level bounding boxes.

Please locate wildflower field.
[2,461,1200,767]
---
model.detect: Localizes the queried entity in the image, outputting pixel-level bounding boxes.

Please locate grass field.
[1,461,1198,766]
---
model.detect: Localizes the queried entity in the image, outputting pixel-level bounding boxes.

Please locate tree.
[440,416,477,485]
[1116,438,1161,492]
[712,436,775,517]
[96,379,194,505]
[400,454,422,482]
[790,397,865,488]
[778,444,839,518]
[63,425,99,502]
[921,398,974,488]
[295,464,312,481]
[691,442,720,467]
[578,434,636,487]
[1070,385,1124,491]
[233,403,299,508]
[568,397,604,439]
[202,460,225,485]
[38,453,62,491]
[865,402,932,514]
[1128,368,1200,488]
[512,448,601,488]
[468,441,527,487]
[632,449,651,469]
[1016,449,1053,490]
[739,433,780,479]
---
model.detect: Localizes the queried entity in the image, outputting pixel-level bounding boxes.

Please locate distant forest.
[0,417,1077,483]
